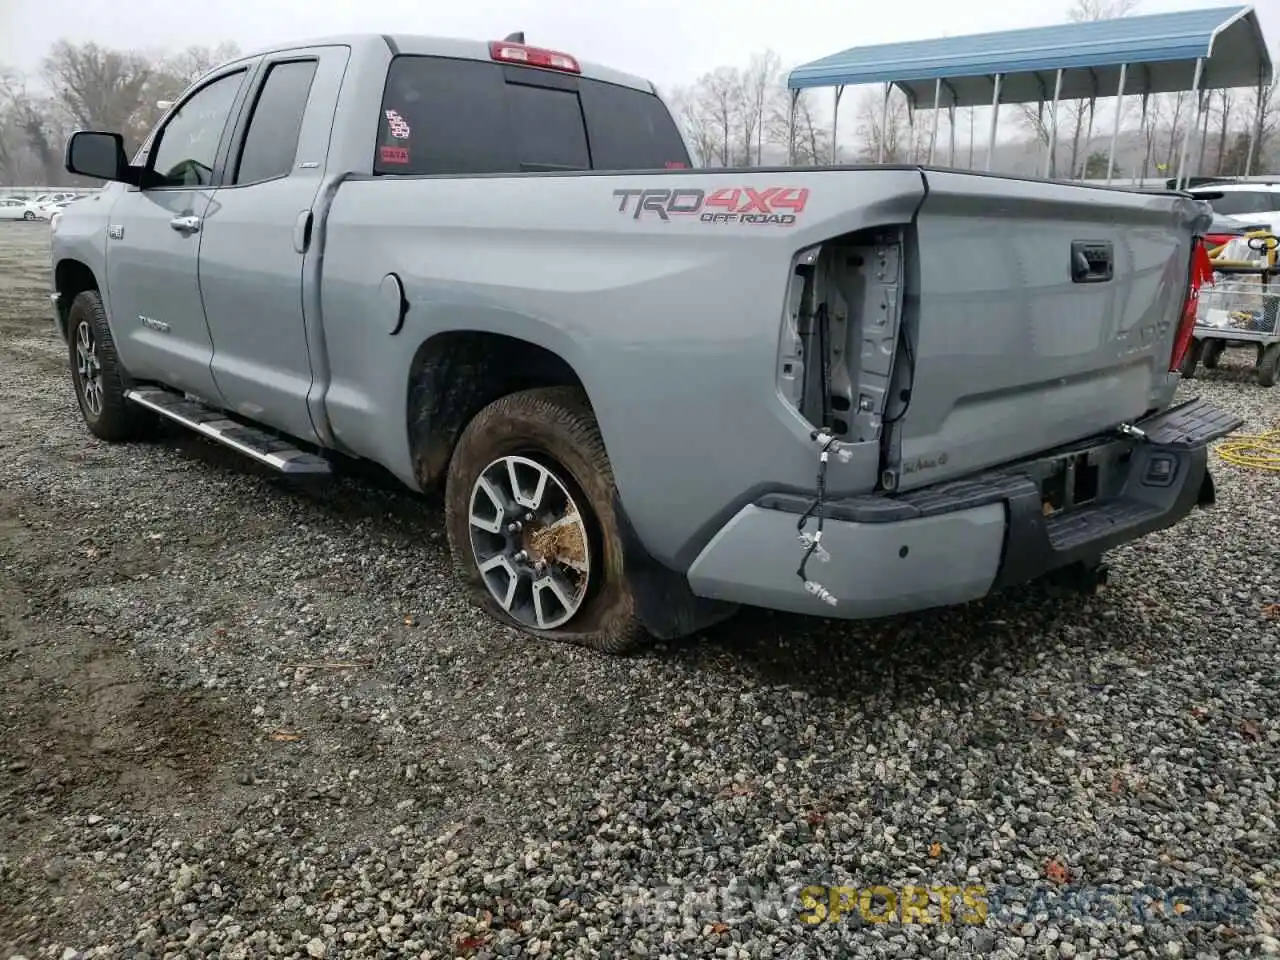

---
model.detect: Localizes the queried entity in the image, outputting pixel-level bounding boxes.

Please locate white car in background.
[0,198,49,221]
[31,191,79,206]
[46,200,76,228]
[1185,181,1280,237]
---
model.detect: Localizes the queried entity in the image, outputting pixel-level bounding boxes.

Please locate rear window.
[1198,190,1279,217]
[374,54,690,176]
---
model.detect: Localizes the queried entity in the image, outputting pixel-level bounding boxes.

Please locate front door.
[198,46,350,442]
[103,64,252,403]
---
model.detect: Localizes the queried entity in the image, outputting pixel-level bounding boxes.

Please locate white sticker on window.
[385,109,411,140]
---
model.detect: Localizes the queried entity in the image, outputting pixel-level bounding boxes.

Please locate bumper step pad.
[1134,397,1244,448]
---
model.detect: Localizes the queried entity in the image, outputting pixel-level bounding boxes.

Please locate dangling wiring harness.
[795,428,853,606]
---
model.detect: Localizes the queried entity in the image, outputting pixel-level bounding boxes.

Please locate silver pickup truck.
[51,32,1242,653]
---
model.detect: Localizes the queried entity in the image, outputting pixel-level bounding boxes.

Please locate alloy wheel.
[74,320,104,418]
[468,454,592,630]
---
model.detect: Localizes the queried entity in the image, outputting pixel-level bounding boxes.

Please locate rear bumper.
[685,398,1242,619]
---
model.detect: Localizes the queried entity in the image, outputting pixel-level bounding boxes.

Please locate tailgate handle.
[1071,241,1113,283]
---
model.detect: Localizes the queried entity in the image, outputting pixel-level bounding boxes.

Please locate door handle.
[1070,240,1113,283]
[169,215,202,234]
[292,209,313,254]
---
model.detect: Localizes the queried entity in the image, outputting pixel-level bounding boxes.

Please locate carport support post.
[1244,78,1263,176]
[832,86,844,164]
[788,88,799,165]
[1080,98,1096,179]
[1135,92,1149,184]
[985,73,1003,172]
[1174,57,1204,190]
[928,78,942,163]
[877,84,891,163]
[948,104,957,167]
[1196,91,1212,176]
[1106,64,1128,185]
[1045,68,1064,178]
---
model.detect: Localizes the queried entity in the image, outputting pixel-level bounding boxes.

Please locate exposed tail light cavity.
[1171,238,1215,373]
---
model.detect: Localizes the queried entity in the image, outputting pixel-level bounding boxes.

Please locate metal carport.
[785,5,1273,186]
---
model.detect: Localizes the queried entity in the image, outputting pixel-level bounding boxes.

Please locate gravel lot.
[1,221,1278,960]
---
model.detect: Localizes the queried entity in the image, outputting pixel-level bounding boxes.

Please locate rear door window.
[374,54,689,176]
[234,59,319,185]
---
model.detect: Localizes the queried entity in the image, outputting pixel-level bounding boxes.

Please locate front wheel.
[443,386,647,654]
[67,290,159,441]
[23,210,35,221]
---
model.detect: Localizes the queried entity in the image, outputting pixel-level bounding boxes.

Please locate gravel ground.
[1,221,1278,960]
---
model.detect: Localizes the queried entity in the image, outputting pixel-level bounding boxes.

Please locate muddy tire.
[67,290,158,442]
[1257,343,1280,388]
[1178,338,1203,379]
[444,386,648,654]
[1201,339,1225,369]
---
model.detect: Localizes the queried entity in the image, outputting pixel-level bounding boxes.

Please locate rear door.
[886,171,1205,491]
[198,45,350,442]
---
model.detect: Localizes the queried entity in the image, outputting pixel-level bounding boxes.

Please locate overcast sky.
[2,0,1276,91]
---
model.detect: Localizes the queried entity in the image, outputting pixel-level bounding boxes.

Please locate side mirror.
[64,131,137,185]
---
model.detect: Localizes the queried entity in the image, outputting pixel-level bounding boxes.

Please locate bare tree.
[0,69,19,181]
[672,66,747,168]
[1137,92,1164,180]
[0,68,63,185]
[799,90,833,164]
[43,40,154,135]
[129,42,244,142]
[853,84,910,162]
[157,42,241,95]
[740,49,782,165]
[1020,0,1138,176]
[1210,89,1234,175]
[667,86,717,167]
[1225,75,1280,175]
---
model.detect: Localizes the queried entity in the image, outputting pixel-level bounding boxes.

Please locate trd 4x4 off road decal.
[612,187,809,225]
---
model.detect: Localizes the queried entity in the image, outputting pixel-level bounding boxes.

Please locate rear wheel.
[1256,343,1280,388]
[1201,339,1225,369]
[443,386,647,654]
[67,290,159,442]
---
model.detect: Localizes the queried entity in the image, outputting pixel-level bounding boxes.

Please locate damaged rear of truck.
[321,164,1241,649]
[53,33,1242,653]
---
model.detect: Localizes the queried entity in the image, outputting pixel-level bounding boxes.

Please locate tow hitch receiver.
[1045,559,1111,595]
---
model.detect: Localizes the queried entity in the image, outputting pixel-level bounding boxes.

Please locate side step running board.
[125,387,332,475]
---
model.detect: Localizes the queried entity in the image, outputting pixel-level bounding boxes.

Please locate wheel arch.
[404,329,592,492]
[53,259,102,342]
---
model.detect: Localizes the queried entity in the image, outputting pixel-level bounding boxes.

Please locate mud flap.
[612,494,738,639]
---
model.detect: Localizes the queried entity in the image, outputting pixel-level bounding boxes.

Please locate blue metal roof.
[787,5,1273,107]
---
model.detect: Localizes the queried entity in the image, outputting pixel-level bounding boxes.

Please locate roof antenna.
[503,31,525,43]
